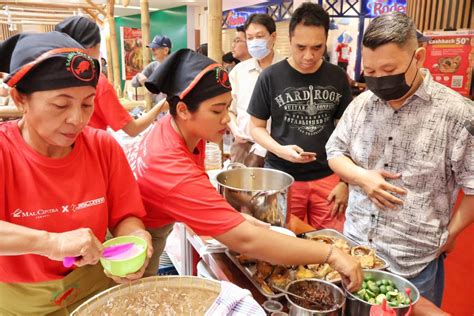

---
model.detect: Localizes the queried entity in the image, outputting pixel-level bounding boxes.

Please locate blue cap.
[416,30,431,42]
[147,35,172,49]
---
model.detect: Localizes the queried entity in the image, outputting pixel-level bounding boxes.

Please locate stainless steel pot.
[344,270,419,316]
[216,164,294,227]
[285,279,345,316]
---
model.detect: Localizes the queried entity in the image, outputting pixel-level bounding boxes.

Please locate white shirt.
[229,53,284,156]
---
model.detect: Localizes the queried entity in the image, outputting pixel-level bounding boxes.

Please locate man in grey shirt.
[326,12,473,307]
[131,35,171,105]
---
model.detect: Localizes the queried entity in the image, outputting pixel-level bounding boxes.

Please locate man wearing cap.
[131,35,171,106]
[55,16,167,137]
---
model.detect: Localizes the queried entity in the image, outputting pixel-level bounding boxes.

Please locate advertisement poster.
[424,30,474,97]
[363,0,407,17]
[222,7,267,28]
[120,27,143,80]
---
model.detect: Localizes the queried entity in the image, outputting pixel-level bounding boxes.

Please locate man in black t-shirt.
[247,3,352,231]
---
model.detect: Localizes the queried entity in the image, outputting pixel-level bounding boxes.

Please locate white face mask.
[247,38,271,60]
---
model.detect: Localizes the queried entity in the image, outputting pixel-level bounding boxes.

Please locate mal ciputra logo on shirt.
[11,197,105,220]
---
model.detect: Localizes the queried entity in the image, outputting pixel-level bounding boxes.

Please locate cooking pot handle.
[227,162,246,170]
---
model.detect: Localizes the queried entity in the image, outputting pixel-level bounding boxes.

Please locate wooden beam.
[4,12,71,19]
[83,7,103,26]
[106,0,121,94]
[208,0,223,63]
[0,1,96,10]
[7,6,74,14]
[0,16,63,24]
[140,0,151,111]
[85,0,107,17]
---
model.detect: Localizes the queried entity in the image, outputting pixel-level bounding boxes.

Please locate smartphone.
[300,152,317,157]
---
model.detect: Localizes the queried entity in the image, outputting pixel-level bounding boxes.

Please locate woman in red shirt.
[127,49,362,291]
[0,32,152,314]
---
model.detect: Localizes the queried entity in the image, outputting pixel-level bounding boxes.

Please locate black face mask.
[365,51,418,101]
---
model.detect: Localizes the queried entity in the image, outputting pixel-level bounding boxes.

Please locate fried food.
[256,260,274,278]
[310,235,335,245]
[236,254,256,265]
[351,245,376,268]
[334,238,351,254]
[268,266,290,290]
[325,271,341,282]
[295,265,318,280]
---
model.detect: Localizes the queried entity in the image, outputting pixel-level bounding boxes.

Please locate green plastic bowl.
[100,236,147,277]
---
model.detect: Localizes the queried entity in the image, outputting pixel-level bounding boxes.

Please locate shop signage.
[120,27,143,80]
[424,30,474,97]
[222,7,267,29]
[363,0,407,17]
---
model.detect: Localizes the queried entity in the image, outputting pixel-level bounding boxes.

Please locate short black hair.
[236,25,245,33]
[363,12,417,49]
[196,43,208,57]
[244,14,276,35]
[222,52,239,64]
[289,3,329,37]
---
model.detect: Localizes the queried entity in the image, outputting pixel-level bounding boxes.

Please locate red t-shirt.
[336,43,352,63]
[126,115,245,236]
[88,73,132,131]
[0,121,146,283]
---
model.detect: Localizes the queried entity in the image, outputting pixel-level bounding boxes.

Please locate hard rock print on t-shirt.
[274,85,342,136]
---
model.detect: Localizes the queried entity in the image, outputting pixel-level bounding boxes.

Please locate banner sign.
[363,0,407,17]
[424,30,474,97]
[120,27,143,80]
[222,6,267,29]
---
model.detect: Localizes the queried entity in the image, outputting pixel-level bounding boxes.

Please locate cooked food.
[310,235,334,245]
[268,266,290,289]
[373,258,386,269]
[86,287,218,315]
[256,260,274,279]
[308,263,332,279]
[334,238,351,254]
[288,281,337,311]
[295,265,318,280]
[357,277,410,307]
[254,273,274,295]
[325,271,341,282]
[236,254,256,265]
[351,245,376,268]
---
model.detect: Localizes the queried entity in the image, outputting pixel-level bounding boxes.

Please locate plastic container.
[100,236,147,277]
[205,142,222,170]
[263,300,284,314]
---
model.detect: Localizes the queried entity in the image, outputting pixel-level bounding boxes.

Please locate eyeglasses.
[232,38,245,44]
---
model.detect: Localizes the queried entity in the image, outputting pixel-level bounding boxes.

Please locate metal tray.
[225,229,390,300]
[299,228,390,270]
[225,249,286,300]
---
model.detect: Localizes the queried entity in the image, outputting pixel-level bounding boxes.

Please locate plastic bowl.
[100,236,147,277]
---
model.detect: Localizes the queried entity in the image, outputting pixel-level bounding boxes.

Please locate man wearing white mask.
[227,14,284,167]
